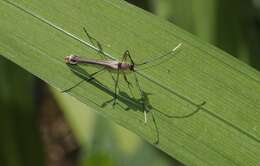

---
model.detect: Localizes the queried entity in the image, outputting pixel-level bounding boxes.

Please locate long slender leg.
[113,68,120,106]
[62,80,85,93]
[122,50,135,67]
[122,50,147,122]
[151,111,159,144]
[123,72,131,85]
[122,50,130,62]
[83,27,116,83]
[133,72,147,123]
[62,67,106,93]
[122,72,134,97]
[123,51,159,142]
[83,27,99,49]
[114,51,135,101]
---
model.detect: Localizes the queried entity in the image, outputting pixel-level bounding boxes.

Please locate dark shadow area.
[247,5,260,70]
[0,56,46,166]
[125,0,153,12]
[36,80,81,166]
[216,0,242,56]
[215,0,260,71]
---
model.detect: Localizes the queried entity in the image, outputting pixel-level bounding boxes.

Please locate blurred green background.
[1,0,260,166]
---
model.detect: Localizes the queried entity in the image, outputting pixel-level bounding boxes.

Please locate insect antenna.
[136,43,182,71]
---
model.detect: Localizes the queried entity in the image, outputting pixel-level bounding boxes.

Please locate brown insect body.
[65,55,133,71]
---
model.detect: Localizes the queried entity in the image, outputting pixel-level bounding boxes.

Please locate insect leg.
[113,68,120,106]
[122,50,134,65]
[121,50,135,90]
[122,71,134,97]
[62,67,106,93]
[83,27,102,51]
[83,27,116,83]
[122,50,147,122]
[133,72,147,123]
[151,111,159,144]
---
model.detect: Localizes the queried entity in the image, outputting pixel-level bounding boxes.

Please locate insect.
[65,36,182,123]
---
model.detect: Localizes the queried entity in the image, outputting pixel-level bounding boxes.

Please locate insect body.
[65,55,134,71]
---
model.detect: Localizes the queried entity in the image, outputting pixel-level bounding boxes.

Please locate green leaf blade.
[1,0,260,165]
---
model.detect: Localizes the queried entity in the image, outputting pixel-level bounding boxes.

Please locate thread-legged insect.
[65,32,182,123]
